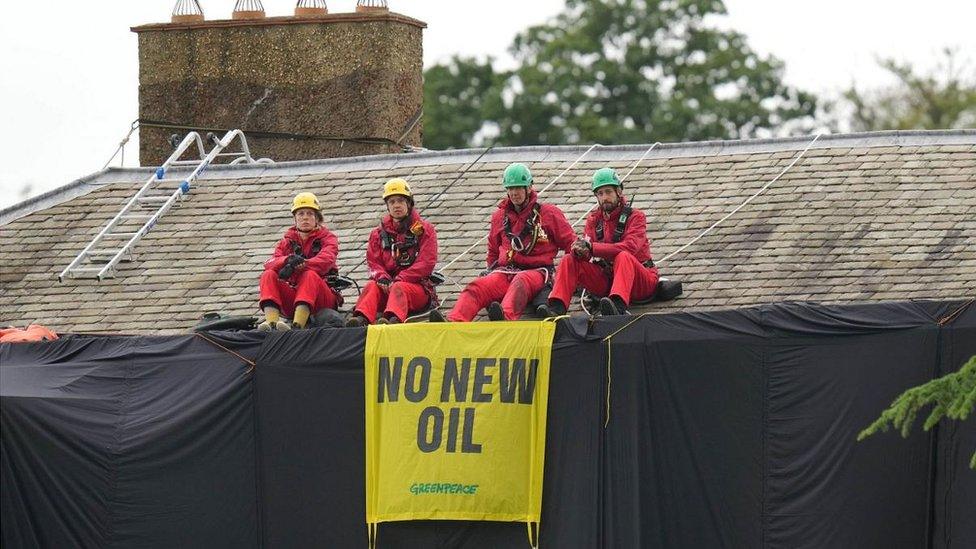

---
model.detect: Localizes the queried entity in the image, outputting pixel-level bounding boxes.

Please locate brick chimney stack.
[132,3,425,166]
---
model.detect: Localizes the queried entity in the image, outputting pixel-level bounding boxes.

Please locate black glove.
[278,254,304,280]
[376,277,392,289]
[572,238,592,258]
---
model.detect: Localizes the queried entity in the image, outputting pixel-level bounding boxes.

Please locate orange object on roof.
[0,325,59,343]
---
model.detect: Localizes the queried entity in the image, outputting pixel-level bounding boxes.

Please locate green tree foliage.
[841,49,976,131]
[423,0,817,149]
[422,57,506,150]
[858,355,976,469]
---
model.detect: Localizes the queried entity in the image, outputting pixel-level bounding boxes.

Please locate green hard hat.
[591,167,622,192]
[502,163,533,188]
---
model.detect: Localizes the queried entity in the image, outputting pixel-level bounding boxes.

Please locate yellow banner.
[365,321,555,530]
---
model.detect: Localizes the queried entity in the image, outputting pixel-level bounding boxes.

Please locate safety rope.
[394,106,424,146]
[656,133,823,265]
[937,298,974,326]
[101,119,140,170]
[194,332,257,372]
[426,146,496,208]
[527,521,539,549]
[569,141,662,229]
[438,143,604,274]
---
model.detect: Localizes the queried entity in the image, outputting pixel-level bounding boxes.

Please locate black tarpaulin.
[1,333,263,548]
[933,300,976,549]
[3,300,975,548]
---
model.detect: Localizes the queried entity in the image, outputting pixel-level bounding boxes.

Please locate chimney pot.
[171,0,204,23]
[356,0,389,14]
[295,0,328,17]
[233,0,266,20]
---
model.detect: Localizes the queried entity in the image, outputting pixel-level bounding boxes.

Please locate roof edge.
[0,168,112,226]
[113,129,974,179]
[4,129,972,225]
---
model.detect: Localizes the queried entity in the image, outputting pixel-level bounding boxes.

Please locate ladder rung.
[215,152,245,157]
[120,214,153,219]
[170,159,202,166]
[137,196,172,203]
[68,267,107,272]
[86,249,130,257]
[104,232,139,238]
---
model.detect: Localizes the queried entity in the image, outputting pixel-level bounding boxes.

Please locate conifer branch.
[857,355,976,469]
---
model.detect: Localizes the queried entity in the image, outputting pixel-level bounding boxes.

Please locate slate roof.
[1,130,974,335]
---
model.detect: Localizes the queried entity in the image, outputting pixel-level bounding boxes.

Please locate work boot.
[375,317,389,325]
[274,319,292,331]
[487,302,505,321]
[258,319,292,331]
[537,299,567,318]
[385,315,402,325]
[428,309,447,322]
[599,296,630,316]
[345,314,368,328]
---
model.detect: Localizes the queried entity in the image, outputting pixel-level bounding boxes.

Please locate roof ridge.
[4,129,973,225]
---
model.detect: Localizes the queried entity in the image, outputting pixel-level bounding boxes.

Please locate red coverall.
[548,197,659,308]
[354,210,438,323]
[448,191,576,321]
[259,226,341,317]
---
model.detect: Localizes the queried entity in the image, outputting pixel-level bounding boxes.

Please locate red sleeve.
[544,204,577,253]
[486,211,502,268]
[302,229,339,276]
[263,237,291,272]
[366,228,393,282]
[591,209,648,260]
[395,222,438,283]
[583,212,598,242]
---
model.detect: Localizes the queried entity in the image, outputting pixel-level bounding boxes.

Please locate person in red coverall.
[257,192,341,331]
[431,162,575,322]
[345,179,439,326]
[540,167,658,317]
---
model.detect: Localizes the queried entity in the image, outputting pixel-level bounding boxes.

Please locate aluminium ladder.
[59,129,272,281]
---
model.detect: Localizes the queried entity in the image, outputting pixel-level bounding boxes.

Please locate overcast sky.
[1,0,974,209]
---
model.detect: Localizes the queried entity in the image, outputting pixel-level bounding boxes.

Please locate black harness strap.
[503,203,543,255]
[594,204,632,243]
[380,219,422,267]
[290,238,322,259]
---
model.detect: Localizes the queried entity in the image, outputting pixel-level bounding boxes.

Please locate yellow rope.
[601,313,652,428]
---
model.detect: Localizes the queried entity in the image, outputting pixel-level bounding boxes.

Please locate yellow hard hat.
[291,192,321,214]
[382,178,413,201]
